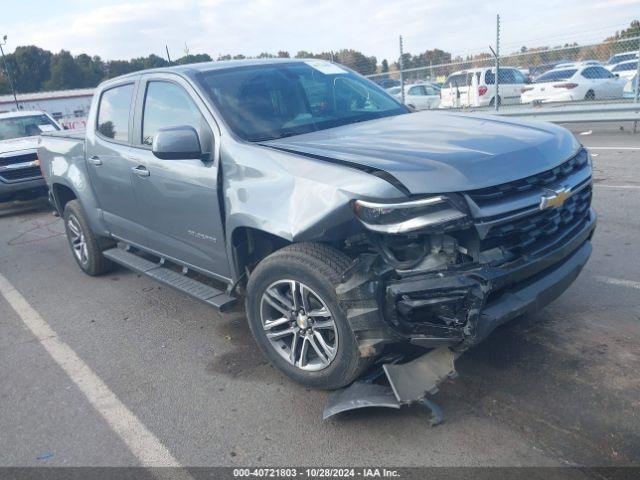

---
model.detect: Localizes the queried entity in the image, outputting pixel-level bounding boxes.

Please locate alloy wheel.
[260,279,338,371]
[67,215,89,266]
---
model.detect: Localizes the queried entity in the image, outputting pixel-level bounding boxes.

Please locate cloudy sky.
[2,0,639,61]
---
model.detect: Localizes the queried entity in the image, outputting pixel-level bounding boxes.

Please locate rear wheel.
[585,90,595,101]
[246,243,372,389]
[63,200,114,276]
[489,96,502,107]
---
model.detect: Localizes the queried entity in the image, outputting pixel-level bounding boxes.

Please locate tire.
[489,96,501,107]
[585,90,595,101]
[62,200,114,276]
[246,243,373,389]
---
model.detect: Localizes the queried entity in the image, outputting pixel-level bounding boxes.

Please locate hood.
[0,136,39,155]
[263,111,580,195]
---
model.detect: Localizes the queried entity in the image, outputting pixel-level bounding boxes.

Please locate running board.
[103,248,237,312]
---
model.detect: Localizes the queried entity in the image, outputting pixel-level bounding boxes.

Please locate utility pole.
[399,35,405,104]
[0,35,19,110]
[495,14,500,112]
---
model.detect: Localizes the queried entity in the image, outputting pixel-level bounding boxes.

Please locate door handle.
[87,155,102,166]
[131,165,150,177]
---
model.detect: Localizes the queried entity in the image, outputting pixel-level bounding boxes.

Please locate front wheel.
[245,243,372,389]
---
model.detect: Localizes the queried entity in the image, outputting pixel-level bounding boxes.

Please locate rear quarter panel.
[39,131,108,235]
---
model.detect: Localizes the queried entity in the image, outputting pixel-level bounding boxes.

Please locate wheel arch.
[229,226,291,283]
[51,182,78,214]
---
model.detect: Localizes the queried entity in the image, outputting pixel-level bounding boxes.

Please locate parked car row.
[433,62,635,108]
[376,50,638,109]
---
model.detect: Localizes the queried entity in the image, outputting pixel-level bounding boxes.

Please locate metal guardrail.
[464,102,640,124]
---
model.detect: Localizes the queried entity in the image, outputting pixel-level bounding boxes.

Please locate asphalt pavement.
[0,126,638,469]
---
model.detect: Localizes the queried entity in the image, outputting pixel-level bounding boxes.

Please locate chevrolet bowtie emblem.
[539,187,571,210]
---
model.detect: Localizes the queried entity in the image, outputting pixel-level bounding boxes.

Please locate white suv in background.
[439,67,527,108]
[521,64,626,103]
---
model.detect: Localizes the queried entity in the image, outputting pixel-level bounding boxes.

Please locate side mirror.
[614,73,620,78]
[152,126,203,160]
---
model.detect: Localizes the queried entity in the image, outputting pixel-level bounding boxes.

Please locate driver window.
[141,81,210,147]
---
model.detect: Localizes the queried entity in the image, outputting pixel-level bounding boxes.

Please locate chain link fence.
[364,31,640,112]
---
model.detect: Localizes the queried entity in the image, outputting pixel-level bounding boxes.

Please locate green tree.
[176,53,212,65]
[45,50,82,90]
[75,54,104,87]
[9,46,52,93]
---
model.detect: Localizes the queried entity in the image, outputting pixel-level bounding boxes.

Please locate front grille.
[482,184,592,255]
[0,152,38,167]
[0,167,42,182]
[468,149,589,203]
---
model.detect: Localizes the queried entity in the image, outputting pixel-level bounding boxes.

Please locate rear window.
[97,84,134,142]
[534,69,577,83]
[443,74,467,88]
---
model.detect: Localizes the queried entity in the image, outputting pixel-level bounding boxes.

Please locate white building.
[0,88,94,130]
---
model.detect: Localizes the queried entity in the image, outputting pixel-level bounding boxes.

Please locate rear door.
[127,74,230,280]
[85,81,142,240]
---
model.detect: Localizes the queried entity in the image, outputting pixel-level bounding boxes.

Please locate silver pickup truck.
[0,110,61,202]
[39,59,596,390]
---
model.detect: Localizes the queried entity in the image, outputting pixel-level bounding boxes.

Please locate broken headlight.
[353,195,470,235]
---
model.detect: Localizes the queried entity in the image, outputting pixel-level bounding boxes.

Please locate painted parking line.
[585,147,640,150]
[594,276,640,290]
[593,184,640,189]
[0,272,183,469]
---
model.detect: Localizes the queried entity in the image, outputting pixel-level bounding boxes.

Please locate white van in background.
[439,67,528,108]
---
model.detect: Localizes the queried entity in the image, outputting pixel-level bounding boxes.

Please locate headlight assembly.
[353,195,471,235]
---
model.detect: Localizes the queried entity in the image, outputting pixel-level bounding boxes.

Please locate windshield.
[196,62,407,142]
[612,62,638,72]
[608,53,637,65]
[0,114,60,141]
[534,69,577,83]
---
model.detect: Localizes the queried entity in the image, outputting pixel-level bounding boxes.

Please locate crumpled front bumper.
[383,208,596,350]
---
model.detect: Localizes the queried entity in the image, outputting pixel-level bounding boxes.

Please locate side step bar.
[103,247,237,312]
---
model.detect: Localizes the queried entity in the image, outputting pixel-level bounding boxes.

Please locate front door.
[127,77,230,280]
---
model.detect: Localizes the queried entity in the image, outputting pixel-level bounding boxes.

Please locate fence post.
[399,35,405,105]
[495,14,501,112]
[634,42,640,133]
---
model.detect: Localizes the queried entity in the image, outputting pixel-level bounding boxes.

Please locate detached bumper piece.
[323,347,456,426]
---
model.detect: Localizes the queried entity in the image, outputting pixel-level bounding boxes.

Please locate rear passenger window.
[142,81,206,146]
[97,84,133,142]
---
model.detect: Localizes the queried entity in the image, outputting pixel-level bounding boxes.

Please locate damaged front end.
[336,148,596,358]
[325,149,596,421]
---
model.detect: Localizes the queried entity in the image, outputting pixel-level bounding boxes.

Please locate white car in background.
[521,64,626,103]
[439,67,527,108]
[386,86,402,99]
[610,60,639,96]
[401,83,441,110]
[605,51,639,71]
